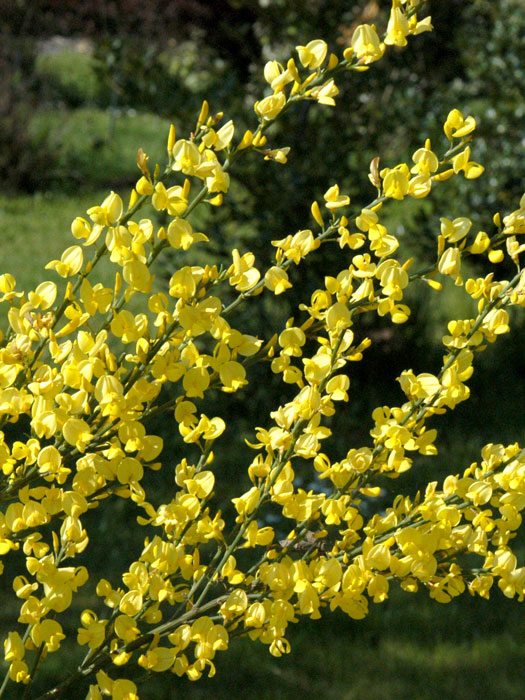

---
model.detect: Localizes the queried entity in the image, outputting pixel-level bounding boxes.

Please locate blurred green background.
[1,0,525,697]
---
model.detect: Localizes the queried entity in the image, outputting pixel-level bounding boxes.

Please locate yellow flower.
[183,367,210,399]
[263,147,290,164]
[87,191,123,226]
[296,40,328,70]
[440,217,472,243]
[27,281,57,310]
[411,141,439,175]
[202,119,235,150]
[229,249,261,292]
[264,60,283,85]
[62,418,93,452]
[77,610,107,649]
[381,164,410,200]
[167,218,208,251]
[169,267,197,300]
[4,631,25,661]
[110,310,148,343]
[451,146,484,179]
[30,619,66,653]
[325,302,352,332]
[111,679,139,700]
[232,487,260,518]
[45,246,84,278]
[219,361,248,393]
[408,174,432,199]
[323,184,350,210]
[8,659,30,684]
[171,139,199,175]
[206,162,230,193]
[71,216,103,246]
[152,182,188,215]
[264,267,292,295]
[444,109,477,139]
[254,92,286,121]
[385,6,409,47]
[279,327,306,356]
[325,375,350,401]
[310,78,339,106]
[138,647,177,673]
[502,194,525,234]
[351,24,385,64]
[123,260,153,294]
[438,247,462,278]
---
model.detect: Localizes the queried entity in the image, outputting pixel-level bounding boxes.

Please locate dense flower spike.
[1,2,524,698]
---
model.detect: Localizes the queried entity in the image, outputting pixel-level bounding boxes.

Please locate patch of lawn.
[0,191,113,295]
[27,108,171,191]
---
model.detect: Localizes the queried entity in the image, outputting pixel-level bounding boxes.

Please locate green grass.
[0,191,112,294]
[27,108,171,191]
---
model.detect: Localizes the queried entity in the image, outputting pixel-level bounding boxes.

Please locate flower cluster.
[1,1,525,697]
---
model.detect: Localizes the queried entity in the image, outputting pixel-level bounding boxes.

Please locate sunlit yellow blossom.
[4,631,25,661]
[167,219,208,251]
[310,79,339,106]
[351,24,385,64]
[411,141,439,175]
[123,260,153,294]
[438,247,462,279]
[206,162,231,193]
[254,92,286,121]
[385,5,409,47]
[28,281,57,310]
[152,182,188,215]
[168,267,197,300]
[264,267,292,295]
[77,610,107,649]
[408,175,432,199]
[444,109,477,140]
[263,147,290,164]
[45,246,84,278]
[279,327,306,356]
[183,367,210,399]
[62,418,93,452]
[381,164,410,200]
[408,15,433,35]
[0,273,23,302]
[264,60,283,85]
[502,194,525,234]
[8,659,30,684]
[202,120,235,151]
[324,184,350,210]
[135,175,153,195]
[440,217,472,243]
[87,191,123,227]
[229,249,261,292]
[451,146,484,179]
[172,139,202,175]
[325,374,350,401]
[296,40,328,70]
[31,619,65,652]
